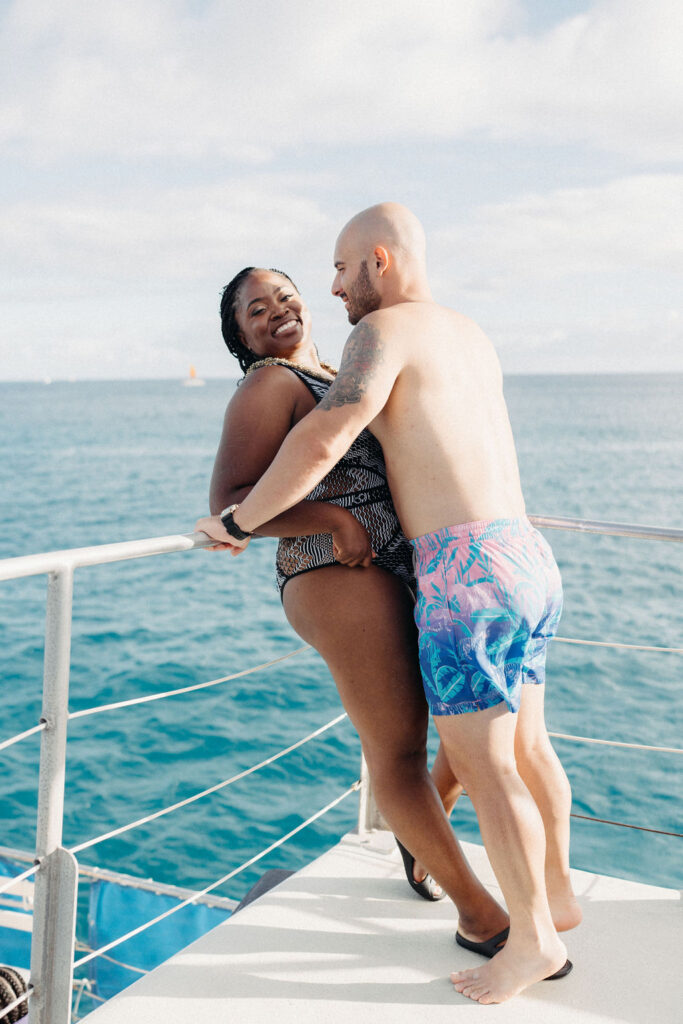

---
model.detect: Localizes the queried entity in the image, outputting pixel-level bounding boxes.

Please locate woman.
[198,266,508,943]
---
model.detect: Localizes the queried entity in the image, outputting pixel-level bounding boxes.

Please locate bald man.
[196,203,581,1004]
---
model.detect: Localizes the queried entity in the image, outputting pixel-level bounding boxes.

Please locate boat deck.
[83,830,681,1023]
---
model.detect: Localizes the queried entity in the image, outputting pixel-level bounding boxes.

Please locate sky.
[1,0,682,380]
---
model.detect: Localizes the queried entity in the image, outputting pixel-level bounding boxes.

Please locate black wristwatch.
[220,504,253,541]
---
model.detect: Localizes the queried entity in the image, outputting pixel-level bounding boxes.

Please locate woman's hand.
[331,511,375,568]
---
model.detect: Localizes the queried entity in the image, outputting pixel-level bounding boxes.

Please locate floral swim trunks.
[411,518,563,715]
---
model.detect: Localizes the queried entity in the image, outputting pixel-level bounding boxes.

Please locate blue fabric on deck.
[88,879,231,999]
[0,857,32,970]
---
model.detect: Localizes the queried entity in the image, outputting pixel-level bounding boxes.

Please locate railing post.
[29,568,78,1024]
[357,751,387,838]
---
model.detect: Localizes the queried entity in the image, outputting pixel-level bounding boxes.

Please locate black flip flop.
[455,927,572,980]
[456,926,509,958]
[395,837,446,901]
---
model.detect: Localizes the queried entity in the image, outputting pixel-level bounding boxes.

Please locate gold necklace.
[245,356,338,382]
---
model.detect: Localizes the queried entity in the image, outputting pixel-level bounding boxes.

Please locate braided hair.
[220,267,299,375]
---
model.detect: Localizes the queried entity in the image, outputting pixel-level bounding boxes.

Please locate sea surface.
[0,375,681,914]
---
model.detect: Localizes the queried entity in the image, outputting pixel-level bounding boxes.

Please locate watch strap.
[220,504,253,541]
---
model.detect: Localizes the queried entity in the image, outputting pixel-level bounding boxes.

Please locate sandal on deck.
[395,837,446,901]
[456,927,510,958]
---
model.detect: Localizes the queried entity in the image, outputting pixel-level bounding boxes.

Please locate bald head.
[331,203,431,321]
[338,202,427,265]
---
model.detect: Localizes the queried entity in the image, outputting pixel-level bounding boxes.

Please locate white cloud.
[1,176,335,297]
[1,2,682,378]
[491,309,683,374]
[2,0,681,162]
[431,174,683,290]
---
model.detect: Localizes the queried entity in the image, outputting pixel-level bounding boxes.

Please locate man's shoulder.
[358,304,483,352]
[362,301,474,327]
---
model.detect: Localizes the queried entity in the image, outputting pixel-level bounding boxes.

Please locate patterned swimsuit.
[251,362,415,597]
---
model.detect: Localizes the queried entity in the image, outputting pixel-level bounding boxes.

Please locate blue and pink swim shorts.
[411,518,563,715]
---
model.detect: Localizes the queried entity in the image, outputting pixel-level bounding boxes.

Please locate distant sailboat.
[182,364,205,387]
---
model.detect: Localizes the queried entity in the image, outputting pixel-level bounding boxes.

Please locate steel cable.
[548,731,682,755]
[69,712,348,855]
[68,645,313,720]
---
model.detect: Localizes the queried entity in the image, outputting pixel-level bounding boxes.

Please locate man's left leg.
[412,742,463,884]
[436,703,568,1005]
[515,683,582,931]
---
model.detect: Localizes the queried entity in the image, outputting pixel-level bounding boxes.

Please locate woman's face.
[235,270,312,360]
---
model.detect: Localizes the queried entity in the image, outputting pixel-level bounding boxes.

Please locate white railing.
[0,514,681,1024]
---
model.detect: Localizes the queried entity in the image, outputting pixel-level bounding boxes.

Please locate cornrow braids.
[219,267,299,375]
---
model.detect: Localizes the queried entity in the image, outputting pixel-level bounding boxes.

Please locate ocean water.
[0,375,681,912]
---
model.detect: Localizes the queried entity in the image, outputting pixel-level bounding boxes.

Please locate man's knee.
[515,733,559,774]
[438,734,517,794]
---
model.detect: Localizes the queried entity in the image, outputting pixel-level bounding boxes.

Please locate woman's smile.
[272,317,301,337]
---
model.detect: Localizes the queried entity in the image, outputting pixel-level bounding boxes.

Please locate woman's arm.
[206,367,372,564]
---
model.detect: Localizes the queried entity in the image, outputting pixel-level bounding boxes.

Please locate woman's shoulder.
[227,361,306,413]
[238,361,304,393]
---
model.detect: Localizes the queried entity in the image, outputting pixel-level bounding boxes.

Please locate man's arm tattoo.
[318,321,384,410]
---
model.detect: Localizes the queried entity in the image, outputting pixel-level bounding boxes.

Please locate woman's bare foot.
[411,862,443,899]
[455,903,510,947]
[412,857,428,884]
[451,934,568,1004]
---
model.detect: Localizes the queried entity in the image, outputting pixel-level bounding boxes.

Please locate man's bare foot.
[547,875,583,931]
[550,891,583,932]
[451,935,568,1004]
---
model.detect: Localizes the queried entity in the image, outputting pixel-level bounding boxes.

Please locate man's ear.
[374,246,390,276]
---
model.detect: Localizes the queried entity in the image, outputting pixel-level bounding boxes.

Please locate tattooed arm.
[220,316,401,542]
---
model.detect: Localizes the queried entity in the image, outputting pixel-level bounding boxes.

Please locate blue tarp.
[88,879,231,999]
[0,856,32,970]
[0,857,232,1003]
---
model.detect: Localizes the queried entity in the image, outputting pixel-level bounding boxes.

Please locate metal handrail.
[0,531,210,582]
[0,512,680,585]
[527,514,683,542]
[0,512,681,1024]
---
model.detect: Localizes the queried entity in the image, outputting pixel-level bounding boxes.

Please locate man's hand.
[331,511,375,568]
[194,515,251,555]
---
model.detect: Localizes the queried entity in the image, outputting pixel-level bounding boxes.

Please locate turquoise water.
[0,376,681,905]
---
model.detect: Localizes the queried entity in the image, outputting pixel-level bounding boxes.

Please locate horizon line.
[1,370,682,384]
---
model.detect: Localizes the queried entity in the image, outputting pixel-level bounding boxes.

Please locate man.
[197,203,581,1004]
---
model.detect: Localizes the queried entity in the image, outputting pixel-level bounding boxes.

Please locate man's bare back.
[340,300,526,539]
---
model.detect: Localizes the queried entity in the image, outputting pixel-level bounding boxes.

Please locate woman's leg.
[514,684,582,931]
[283,564,508,940]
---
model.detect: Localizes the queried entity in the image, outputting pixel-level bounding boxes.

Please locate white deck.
[84,831,682,1023]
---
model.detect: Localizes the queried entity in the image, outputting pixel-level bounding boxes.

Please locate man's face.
[332,246,382,325]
